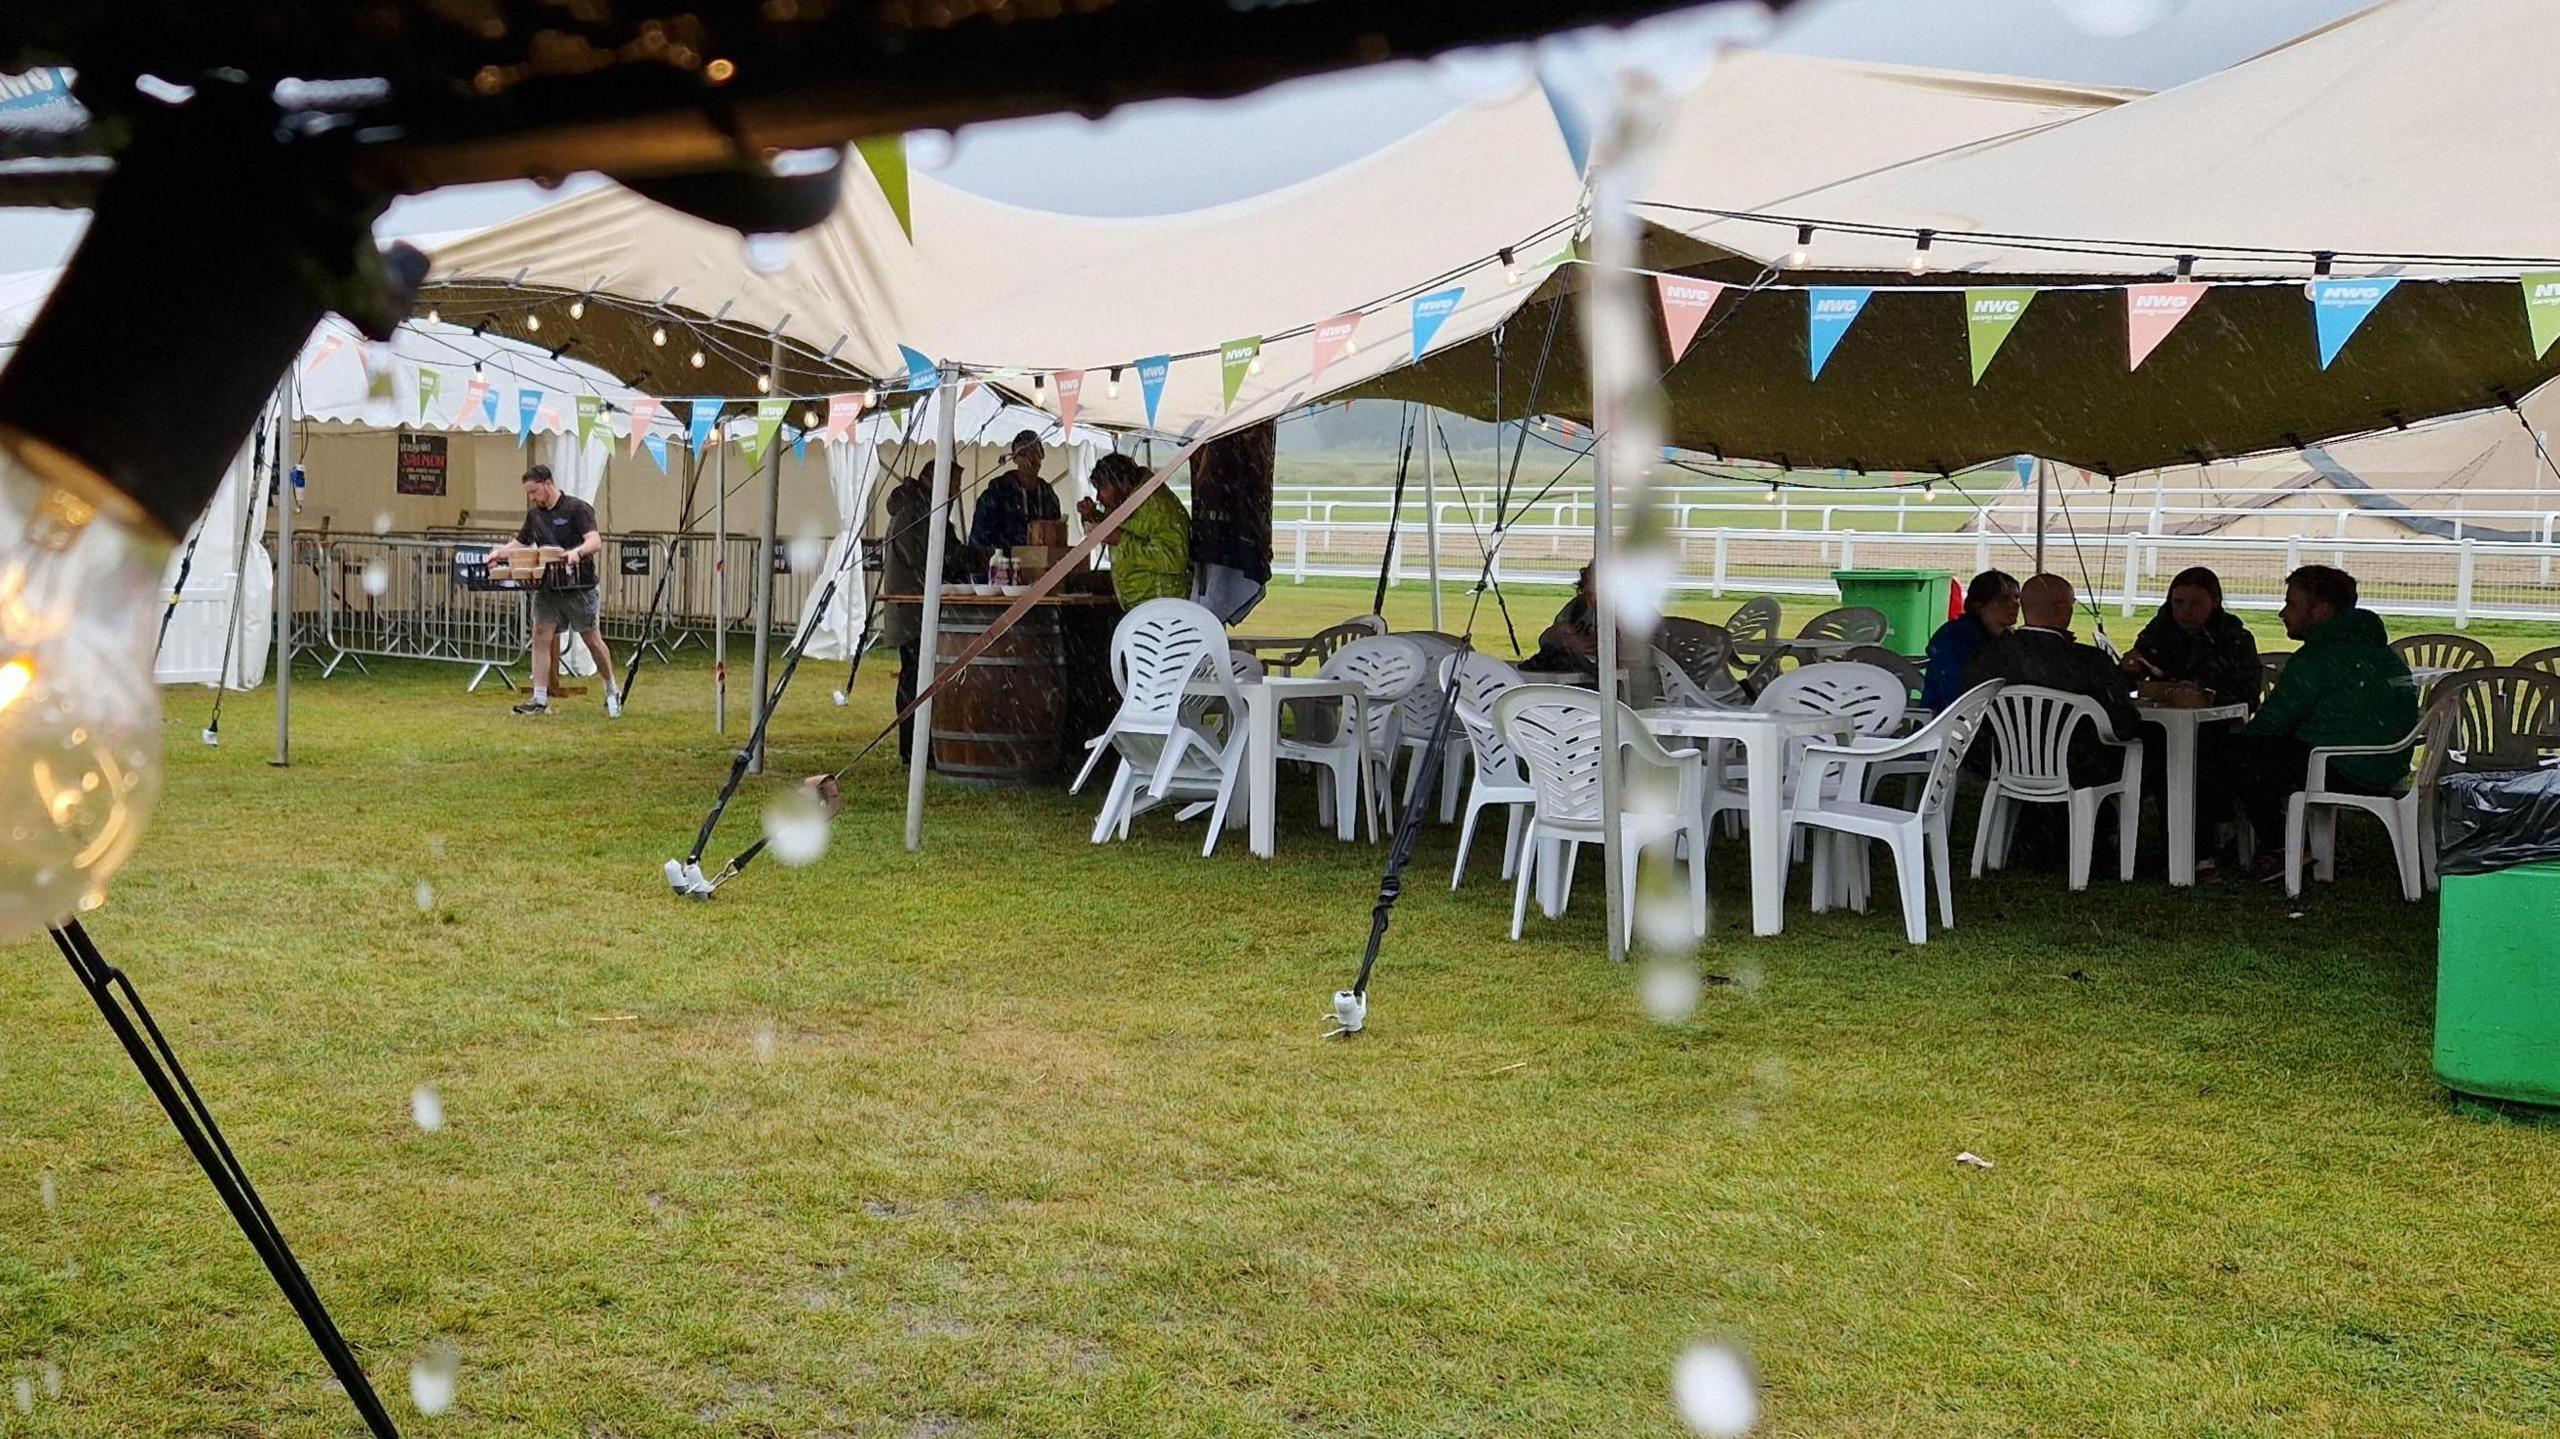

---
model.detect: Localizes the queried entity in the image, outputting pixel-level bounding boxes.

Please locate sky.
[0,0,2380,272]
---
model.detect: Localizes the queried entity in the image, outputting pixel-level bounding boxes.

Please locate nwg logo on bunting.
[2132,293,2190,312]
[1664,282,1719,307]
[1970,298,2024,317]
[1814,298,1862,318]
[1313,317,1357,346]
[2318,286,2388,305]
[2531,282,2560,302]
[1222,341,1258,365]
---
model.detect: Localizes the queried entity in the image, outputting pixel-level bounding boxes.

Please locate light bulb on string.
[651,325,668,347]
[1499,246,1520,287]
[1907,229,1934,276]
[800,408,819,429]
[1248,355,1264,376]
[689,349,707,369]
[1106,367,1122,400]
[524,312,542,333]
[424,306,440,326]
[1787,225,1814,270]
[755,372,771,394]
[568,298,585,321]
[0,458,166,941]
[1762,483,1779,503]
[1921,483,1938,502]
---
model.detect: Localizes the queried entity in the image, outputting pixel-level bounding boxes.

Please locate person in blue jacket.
[1921,568,2020,712]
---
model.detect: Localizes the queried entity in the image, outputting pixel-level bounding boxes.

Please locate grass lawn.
[4,577,2559,1437]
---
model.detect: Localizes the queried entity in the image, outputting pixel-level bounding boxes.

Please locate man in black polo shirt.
[487,464,620,717]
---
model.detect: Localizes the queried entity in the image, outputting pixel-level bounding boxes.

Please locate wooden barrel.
[931,600,1067,786]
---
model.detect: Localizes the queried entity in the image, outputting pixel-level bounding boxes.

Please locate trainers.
[605,692,623,719]
[511,699,549,715]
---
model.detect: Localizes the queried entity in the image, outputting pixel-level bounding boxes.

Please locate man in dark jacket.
[2232,565,2418,882]
[880,461,980,762]
[1965,572,2141,786]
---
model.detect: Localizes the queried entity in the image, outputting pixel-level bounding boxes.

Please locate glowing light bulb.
[1343,336,1359,355]
[425,306,440,326]
[1106,369,1122,400]
[800,408,819,429]
[0,455,166,940]
[1921,484,1938,502]
[524,312,541,333]
[1787,224,1813,270]
[1908,229,1934,276]
[568,298,585,320]
[689,350,706,369]
[651,326,668,347]
[1248,356,1264,376]
[1500,245,1521,287]
[1762,484,1779,503]
[755,372,771,394]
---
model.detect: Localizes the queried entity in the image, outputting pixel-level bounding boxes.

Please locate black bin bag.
[2437,768,2560,877]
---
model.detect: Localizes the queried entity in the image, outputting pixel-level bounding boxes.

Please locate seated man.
[1076,452,1190,608]
[1522,565,1599,673]
[2228,564,2418,883]
[1964,572,2140,785]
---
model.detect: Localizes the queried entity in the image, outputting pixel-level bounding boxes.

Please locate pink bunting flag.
[1054,370,1084,441]
[1655,276,1728,362]
[537,403,562,433]
[625,396,660,456]
[960,380,981,404]
[824,392,866,443]
[2125,284,2205,371]
[459,374,490,424]
[1311,312,1362,385]
[303,332,344,375]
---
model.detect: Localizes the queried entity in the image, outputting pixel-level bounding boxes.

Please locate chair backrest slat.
[1110,598,1234,722]
[1756,661,1908,739]
[1321,635,1428,748]
[2391,632,2494,677]
[2422,666,2560,780]
[1981,684,2108,796]
[1799,606,1888,644]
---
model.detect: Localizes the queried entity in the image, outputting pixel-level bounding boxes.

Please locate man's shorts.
[533,587,602,631]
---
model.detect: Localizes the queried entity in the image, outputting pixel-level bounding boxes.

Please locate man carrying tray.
[485,463,621,717]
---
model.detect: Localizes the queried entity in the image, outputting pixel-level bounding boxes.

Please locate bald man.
[1965,573,2141,786]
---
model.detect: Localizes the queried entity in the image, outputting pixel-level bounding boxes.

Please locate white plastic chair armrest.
[2303,724,2424,791]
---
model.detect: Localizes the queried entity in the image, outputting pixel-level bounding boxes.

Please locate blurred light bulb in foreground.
[0,452,167,940]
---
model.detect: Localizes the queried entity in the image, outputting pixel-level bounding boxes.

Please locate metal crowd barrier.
[308,536,530,690]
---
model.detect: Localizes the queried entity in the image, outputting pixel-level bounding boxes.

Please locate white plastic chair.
[1442,652,1531,888]
[1970,684,2146,890]
[1755,661,1912,813]
[1394,631,1469,822]
[1724,596,1781,674]
[1493,685,1709,947]
[1084,599,1252,856]
[1656,617,1747,707]
[1278,634,1422,842]
[1786,681,2003,944]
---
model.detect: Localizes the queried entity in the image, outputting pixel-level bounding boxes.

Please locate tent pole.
[748,337,784,775]
[906,374,959,851]
[1594,402,1626,967]
[2033,456,2050,575]
[714,425,728,734]
[1423,406,1442,630]
[269,389,294,769]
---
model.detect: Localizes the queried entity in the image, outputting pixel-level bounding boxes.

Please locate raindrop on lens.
[1639,955,1702,1024]
[39,1170,57,1215]
[411,1083,444,1133]
[760,788,830,867]
[1672,1343,1759,1437]
[743,233,792,273]
[751,1020,777,1065]
[372,512,393,535]
[906,130,956,172]
[413,879,436,914]
[409,1341,459,1416]
[39,1362,58,1400]
[11,1378,28,1415]
[362,559,390,597]
[787,525,826,575]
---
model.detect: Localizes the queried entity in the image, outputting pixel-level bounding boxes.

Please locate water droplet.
[906,129,956,172]
[425,834,447,860]
[1672,1342,1758,1437]
[372,512,394,535]
[39,1170,57,1215]
[12,1377,29,1415]
[409,1340,459,1416]
[41,1361,60,1400]
[751,1020,777,1065]
[742,233,792,274]
[411,1083,444,1133]
[413,880,436,914]
[786,526,827,575]
[759,788,831,868]
[1639,956,1702,1024]
[362,559,391,597]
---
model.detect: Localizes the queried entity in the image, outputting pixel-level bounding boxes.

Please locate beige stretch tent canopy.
[1371,0,2560,477]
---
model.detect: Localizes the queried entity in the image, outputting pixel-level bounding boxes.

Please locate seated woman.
[1522,565,1599,673]
[2122,565,2261,707]
[1921,569,2019,712]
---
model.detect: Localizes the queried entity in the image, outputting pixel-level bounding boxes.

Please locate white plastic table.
[2136,700,2249,886]
[1221,677,1371,859]
[1642,707,1854,936]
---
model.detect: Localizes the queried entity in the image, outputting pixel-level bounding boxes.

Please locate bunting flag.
[899,345,939,391]
[1219,337,1260,412]
[458,374,489,427]
[960,380,981,404]
[1807,288,1873,380]
[2311,278,2398,369]
[416,368,443,422]
[516,389,543,445]
[1964,288,2036,384]
[688,397,720,452]
[478,377,500,426]
[1655,276,1726,362]
[2524,272,2560,360]
[791,426,809,461]
[857,135,912,241]
[537,403,563,434]
[733,425,761,467]
[576,394,605,449]
[644,432,670,473]
[1054,369,1084,441]
[824,392,864,442]
[626,396,661,456]
[1137,354,1171,428]
[1410,287,1465,362]
[753,396,787,458]
[2125,284,2205,371]
[304,332,344,375]
[1312,312,1361,386]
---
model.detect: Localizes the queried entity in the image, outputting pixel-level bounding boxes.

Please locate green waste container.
[2435,860,2560,1123]
[1831,568,1954,657]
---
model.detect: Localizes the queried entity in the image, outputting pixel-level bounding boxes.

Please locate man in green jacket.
[2232,564,2419,882]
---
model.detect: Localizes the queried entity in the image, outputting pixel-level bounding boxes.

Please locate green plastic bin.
[2435,860,2560,1122]
[1831,568,1954,657]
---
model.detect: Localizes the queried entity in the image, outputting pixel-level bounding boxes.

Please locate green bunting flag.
[575,394,604,448]
[1220,336,1261,412]
[857,135,912,242]
[416,368,442,422]
[1964,288,2035,384]
[753,397,787,459]
[2524,272,2560,360]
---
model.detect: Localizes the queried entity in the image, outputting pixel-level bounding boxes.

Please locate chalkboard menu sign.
[396,430,448,496]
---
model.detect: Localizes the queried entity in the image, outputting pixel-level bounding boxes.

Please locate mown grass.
[2,577,2557,1437]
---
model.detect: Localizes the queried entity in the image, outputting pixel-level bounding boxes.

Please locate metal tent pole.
[905,375,959,851]
[714,424,728,734]
[748,337,784,775]
[1423,406,1442,630]
[2033,455,2051,575]
[270,394,294,769]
